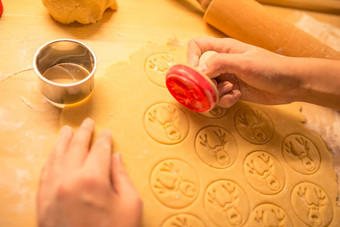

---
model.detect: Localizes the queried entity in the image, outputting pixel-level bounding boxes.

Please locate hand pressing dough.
[61,40,340,226]
[42,0,118,24]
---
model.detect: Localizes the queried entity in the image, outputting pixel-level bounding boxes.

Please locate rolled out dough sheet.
[0,69,61,226]
[61,40,340,226]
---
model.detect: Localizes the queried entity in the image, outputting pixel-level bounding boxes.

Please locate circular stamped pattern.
[291,182,333,226]
[150,159,199,209]
[204,180,250,227]
[144,103,189,145]
[199,105,228,119]
[145,53,175,87]
[234,106,274,144]
[282,134,321,175]
[161,213,205,227]
[195,126,238,169]
[248,203,293,227]
[244,151,285,195]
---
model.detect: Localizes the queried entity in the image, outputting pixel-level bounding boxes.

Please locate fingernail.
[230,90,242,103]
[101,129,113,148]
[224,82,233,90]
[81,118,94,128]
[234,90,242,99]
[218,82,233,96]
[57,126,73,143]
[60,125,72,135]
[114,152,123,165]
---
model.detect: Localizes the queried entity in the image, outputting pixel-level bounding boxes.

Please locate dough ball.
[42,0,118,24]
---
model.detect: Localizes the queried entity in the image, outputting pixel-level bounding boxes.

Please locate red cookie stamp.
[166,64,218,112]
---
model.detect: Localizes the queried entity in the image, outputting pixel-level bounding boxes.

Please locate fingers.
[187,37,252,67]
[83,129,113,177]
[37,125,73,216]
[187,38,203,67]
[41,125,73,180]
[201,53,245,79]
[111,152,137,195]
[217,81,233,96]
[64,118,95,170]
[217,80,241,108]
[218,89,241,108]
[54,126,73,159]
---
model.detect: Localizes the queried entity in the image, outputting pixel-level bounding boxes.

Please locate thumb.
[200,53,244,79]
[111,152,137,195]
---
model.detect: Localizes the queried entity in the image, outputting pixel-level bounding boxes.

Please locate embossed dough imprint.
[199,105,228,119]
[195,126,238,168]
[150,159,199,209]
[234,106,274,144]
[144,103,189,145]
[145,53,175,87]
[244,151,285,195]
[204,180,250,227]
[291,182,333,227]
[248,203,293,227]
[161,213,205,227]
[282,134,321,175]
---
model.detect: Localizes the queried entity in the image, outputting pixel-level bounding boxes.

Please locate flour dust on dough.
[61,40,340,226]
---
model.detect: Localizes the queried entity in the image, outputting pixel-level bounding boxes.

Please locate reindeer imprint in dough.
[234,106,274,145]
[244,151,285,195]
[144,103,189,144]
[195,126,238,169]
[145,53,175,87]
[204,180,249,227]
[161,213,206,227]
[291,182,333,227]
[150,159,199,209]
[248,203,293,227]
[199,106,228,119]
[282,134,320,174]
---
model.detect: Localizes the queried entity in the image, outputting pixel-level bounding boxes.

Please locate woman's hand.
[188,37,301,108]
[37,118,143,227]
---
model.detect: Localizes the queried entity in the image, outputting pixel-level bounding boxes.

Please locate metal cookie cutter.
[166,64,218,112]
[33,39,97,108]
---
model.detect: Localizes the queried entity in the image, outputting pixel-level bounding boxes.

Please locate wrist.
[269,56,304,103]
[282,57,315,104]
[284,58,305,103]
[286,58,340,109]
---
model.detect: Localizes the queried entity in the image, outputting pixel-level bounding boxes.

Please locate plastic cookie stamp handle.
[166,64,218,112]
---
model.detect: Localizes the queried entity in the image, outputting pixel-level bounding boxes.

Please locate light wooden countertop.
[0,0,339,226]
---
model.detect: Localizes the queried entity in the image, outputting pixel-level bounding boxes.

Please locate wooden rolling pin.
[197,0,340,59]
[257,0,340,15]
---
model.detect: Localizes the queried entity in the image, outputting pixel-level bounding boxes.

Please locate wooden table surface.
[0,0,339,226]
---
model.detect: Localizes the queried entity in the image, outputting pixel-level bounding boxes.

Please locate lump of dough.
[42,0,118,24]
